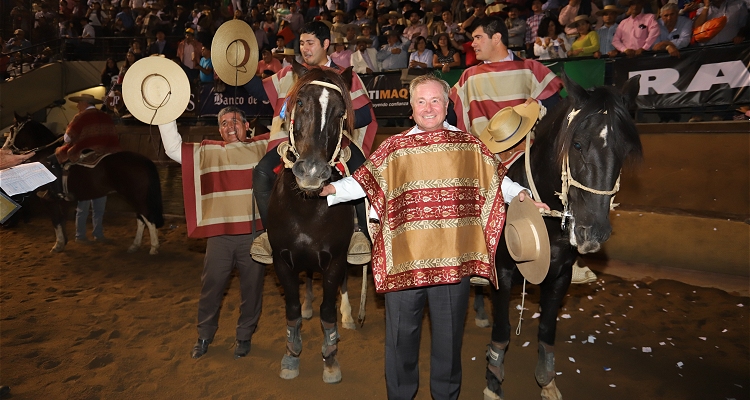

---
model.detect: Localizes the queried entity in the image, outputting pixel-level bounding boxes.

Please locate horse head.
[8,113,60,160]
[553,73,642,254]
[285,62,354,194]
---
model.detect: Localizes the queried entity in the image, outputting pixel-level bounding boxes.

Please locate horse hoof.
[127,245,138,253]
[50,245,65,253]
[540,379,562,400]
[280,354,300,380]
[341,321,356,330]
[483,387,503,400]
[149,247,159,255]
[322,359,341,384]
[301,309,313,319]
[475,318,491,328]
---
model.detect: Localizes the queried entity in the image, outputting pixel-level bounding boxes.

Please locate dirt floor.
[1,212,749,400]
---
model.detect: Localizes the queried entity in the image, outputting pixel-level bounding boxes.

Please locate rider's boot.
[39,154,67,201]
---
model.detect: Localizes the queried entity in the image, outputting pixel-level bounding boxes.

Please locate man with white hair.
[651,3,691,57]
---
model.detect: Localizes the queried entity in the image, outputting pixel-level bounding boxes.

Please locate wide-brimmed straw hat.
[272,48,296,58]
[479,102,540,154]
[68,93,103,104]
[332,37,349,45]
[505,196,550,285]
[355,35,373,44]
[211,20,259,87]
[566,14,596,28]
[122,56,190,125]
[596,4,624,15]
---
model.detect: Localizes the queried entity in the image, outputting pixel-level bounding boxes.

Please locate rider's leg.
[253,146,281,226]
[344,144,369,239]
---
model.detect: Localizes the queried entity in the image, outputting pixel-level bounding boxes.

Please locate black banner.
[613,43,750,109]
[359,72,412,117]
[197,78,273,117]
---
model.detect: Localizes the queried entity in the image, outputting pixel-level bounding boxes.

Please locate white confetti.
[609,384,616,388]
[662,308,668,312]
[571,335,577,339]
[579,308,584,311]
[659,342,666,346]
[633,284,639,288]
[722,329,728,333]
[515,304,527,310]
[593,315,600,318]
[576,369,580,374]
[532,312,541,319]
[699,337,707,341]
[596,330,601,334]
[608,331,614,334]
[676,361,683,368]
[522,341,530,347]
[642,347,652,353]
[569,357,575,363]
[735,384,743,388]
[561,314,571,319]
[603,367,611,371]
[666,293,670,295]
[556,372,562,376]
[667,338,673,340]
[587,295,593,300]
[607,342,612,345]
[588,335,596,343]
[472,357,476,361]
[582,340,588,344]
[738,304,744,307]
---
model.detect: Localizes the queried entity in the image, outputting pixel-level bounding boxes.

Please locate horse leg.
[320,256,345,384]
[357,264,367,327]
[278,249,304,379]
[143,217,160,255]
[535,267,572,400]
[49,200,68,253]
[484,268,514,400]
[281,318,303,380]
[474,285,491,328]
[340,273,356,330]
[301,274,313,319]
[128,218,145,253]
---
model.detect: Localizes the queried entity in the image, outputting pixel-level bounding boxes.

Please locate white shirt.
[327,121,531,219]
[157,121,183,164]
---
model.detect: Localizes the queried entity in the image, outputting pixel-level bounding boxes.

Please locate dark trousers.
[253,144,368,236]
[197,232,265,341]
[384,278,470,400]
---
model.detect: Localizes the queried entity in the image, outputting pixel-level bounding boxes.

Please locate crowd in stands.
[2,0,748,89]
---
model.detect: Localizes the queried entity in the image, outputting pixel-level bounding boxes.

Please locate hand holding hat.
[122,57,190,125]
[212,20,259,86]
[505,194,550,284]
[479,101,541,154]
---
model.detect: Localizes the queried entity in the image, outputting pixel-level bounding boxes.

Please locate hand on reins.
[518,190,550,211]
[319,184,337,196]
[0,149,35,170]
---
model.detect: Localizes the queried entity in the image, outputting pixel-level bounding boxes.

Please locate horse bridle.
[5,120,64,155]
[524,109,621,231]
[277,80,348,169]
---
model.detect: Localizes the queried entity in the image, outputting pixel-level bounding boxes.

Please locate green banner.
[542,58,606,97]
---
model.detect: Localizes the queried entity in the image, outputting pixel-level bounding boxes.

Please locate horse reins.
[6,121,64,155]
[278,80,348,170]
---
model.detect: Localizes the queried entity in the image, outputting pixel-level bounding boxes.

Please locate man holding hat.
[251,20,378,262]
[351,35,380,74]
[318,74,548,400]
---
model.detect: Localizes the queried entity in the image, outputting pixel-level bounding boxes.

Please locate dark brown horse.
[482,75,642,400]
[7,113,164,254]
[267,64,356,383]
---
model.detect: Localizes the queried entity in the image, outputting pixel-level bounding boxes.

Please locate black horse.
[266,64,357,383]
[7,114,164,254]
[483,75,643,400]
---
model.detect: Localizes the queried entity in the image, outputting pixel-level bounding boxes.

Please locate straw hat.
[211,20,259,87]
[272,48,296,58]
[505,196,550,285]
[332,37,349,46]
[386,10,403,19]
[121,57,190,125]
[479,102,540,154]
[566,14,596,29]
[68,93,103,104]
[596,4,624,15]
[355,35,373,44]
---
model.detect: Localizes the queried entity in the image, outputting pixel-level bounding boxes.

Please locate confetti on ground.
[532,312,540,319]
[587,295,593,300]
[608,331,614,334]
[594,315,600,318]
[571,335,576,339]
[556,372,562,376]
[699,337,707,341]
[642,347,652,353]
[667,338,673,340]
[676,362,684,368]
[472,357,476,361]
[522,342,530,347]
[662,308,668,312]
[734,384,743,388]
[588,335,596,343]
[569,357,576,363]
[609,384,616,388]
[607,342,612,345]
[633,284,639,288]
[579,308,584,311]
[596,330,601,334]
[737,304,744,307]
[628,305,634,309]
[561,314,571,319]
[659,342,666,346]
[603,367,611,371]
[576,369,580,374]
[722,329,728,333]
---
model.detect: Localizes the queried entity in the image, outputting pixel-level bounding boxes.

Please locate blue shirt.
[199,57,213,83]
[376,40,411,70]
[596,23,618,54]
[657,16,692,49]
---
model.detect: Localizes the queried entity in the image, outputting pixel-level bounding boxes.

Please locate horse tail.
[146,161,164,228]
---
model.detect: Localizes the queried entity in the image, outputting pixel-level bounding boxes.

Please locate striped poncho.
[353,129,507,293]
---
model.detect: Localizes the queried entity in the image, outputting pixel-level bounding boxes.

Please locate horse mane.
[15,117,60,151]
[286,68,355,136]
[534,86,643,167]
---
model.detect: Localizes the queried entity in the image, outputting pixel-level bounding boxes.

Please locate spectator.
[253,20,270,50]
[353,6,371,26]
[307,0,326,20]
[360,23,380,48]
[198,44,213,83]
[344,25,359,50]
[652,3,691,57]
[377,29,410,69]
[76,17,96,60]
[460,1,486,33]
[273,36,287,53]
[139,3,162,39]
[274,47,296,67]
[177,28,203,83]
[101,57,119,85]
[567,15,599,57]
[130,39,145,60]
[559,0,600,36]
[256,48,282,76]
[611,0,660,58]
[403,9,428,49]
[86,1,108,37]
[408,35,433,69]
[6,30,32,52]
[425,1,447,35]
[351,35,380,73]
[525,0,546,57]
[505,5,527,50]
[172,5,189,36]
[115,3,136,35]
[286,3,306,41]
[453,0,473,25]
[330,37,353,67]
[117,50,136,83]
[534,17,568,59]
[432,32,460,72]
[594,5,622,57]
[380,11,405,44]
[263,11,278,33]
[692,0,748,45]
[148,29,176,58]
[440,10,463,41]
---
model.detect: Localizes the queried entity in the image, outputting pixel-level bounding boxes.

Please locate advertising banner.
[359,72,411,117]
[196,78,273,117]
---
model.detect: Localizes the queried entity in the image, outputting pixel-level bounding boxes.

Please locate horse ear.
[621,74,640,110]
[562,71,587,106]
[292,60,308,78]
[14,111,21,121]
[340,67,353,91]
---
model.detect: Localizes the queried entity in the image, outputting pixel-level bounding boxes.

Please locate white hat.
[122,56,190,125]
[479,102,540,154]
[505,196,550,284]
[212,20,259,87]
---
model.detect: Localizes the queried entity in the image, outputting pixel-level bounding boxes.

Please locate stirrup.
[470,276,491,286]
[347,231,371,265]
[570,262,597,284]
[250,232,273,264]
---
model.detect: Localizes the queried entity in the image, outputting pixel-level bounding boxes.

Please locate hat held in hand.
[212,19,259,86]
[479,102,540,154]
[122,56,190,125]
[505,195,550,284]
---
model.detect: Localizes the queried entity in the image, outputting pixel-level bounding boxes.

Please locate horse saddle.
[71,149,118,168]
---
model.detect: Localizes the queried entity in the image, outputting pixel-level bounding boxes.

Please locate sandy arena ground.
[1,211,748,400]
